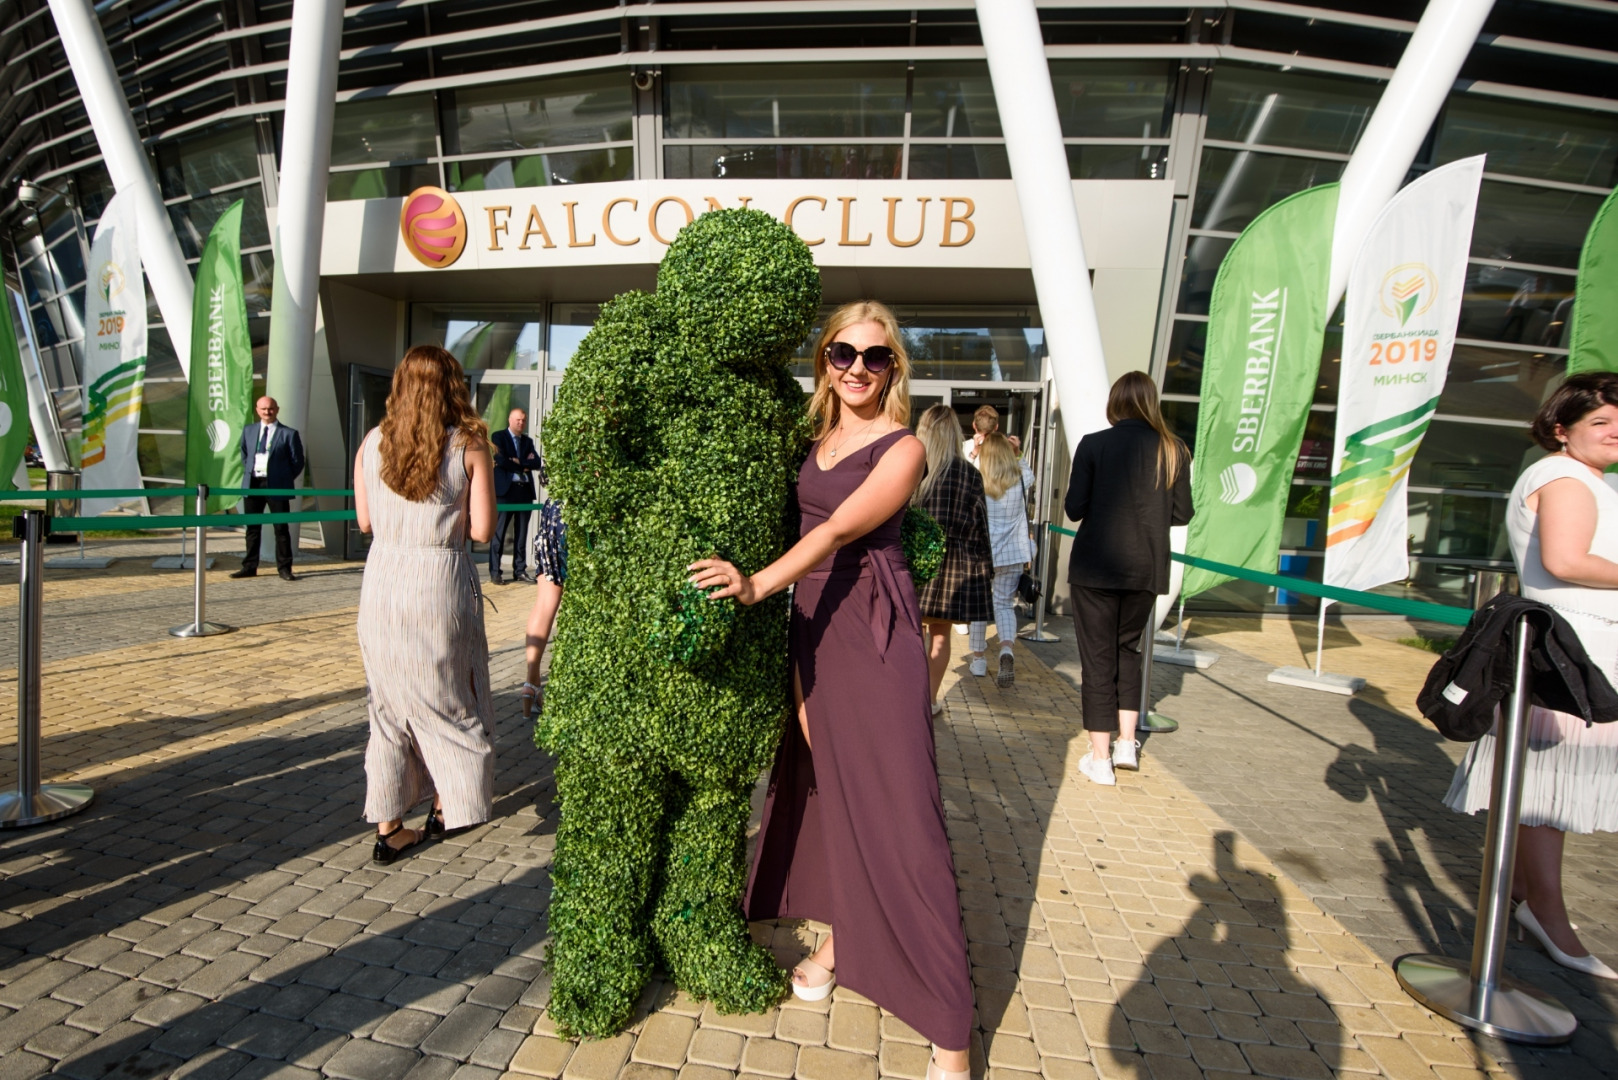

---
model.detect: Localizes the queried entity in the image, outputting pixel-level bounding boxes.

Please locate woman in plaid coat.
[915,405,993,710]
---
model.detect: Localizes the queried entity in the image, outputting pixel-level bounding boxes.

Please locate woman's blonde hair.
[1106,370,1184,488]
[913,404,961,505]
[808,301,911,440]
[978,432,1023,500]
[379,345,489,502]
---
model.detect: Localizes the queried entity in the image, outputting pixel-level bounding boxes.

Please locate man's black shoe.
[230,568,257,579]
[490,574,505,586]
[279,570,298,581]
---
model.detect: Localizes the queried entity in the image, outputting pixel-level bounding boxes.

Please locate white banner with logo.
[82,190,149,516]
[1324,155,1484,594]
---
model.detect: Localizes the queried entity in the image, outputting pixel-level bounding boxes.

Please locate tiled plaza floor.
[0,536,1610,1079]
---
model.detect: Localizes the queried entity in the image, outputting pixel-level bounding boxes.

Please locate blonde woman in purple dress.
[691,301,972,1080]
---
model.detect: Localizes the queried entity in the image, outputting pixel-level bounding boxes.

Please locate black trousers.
[242,484,293,574]
[1070,584,1157,732]
[490,487,534,576]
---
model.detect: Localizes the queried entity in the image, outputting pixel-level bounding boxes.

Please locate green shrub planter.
[536,209,820,1037]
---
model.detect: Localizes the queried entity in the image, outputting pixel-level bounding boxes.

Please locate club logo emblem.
[400,187,468,269]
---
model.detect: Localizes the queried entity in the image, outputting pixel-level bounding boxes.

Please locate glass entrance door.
[346,364,395,558]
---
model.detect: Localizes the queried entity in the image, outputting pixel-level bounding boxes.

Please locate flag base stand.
[0,784,95,828]
[1394,955,1575,1045]
[153,556,214,570]
[1155,644,1219,669]
[1268,666,1365,695]
[1020,628,1062,643]
[47,557,114,569]
[1138,712,1180,733]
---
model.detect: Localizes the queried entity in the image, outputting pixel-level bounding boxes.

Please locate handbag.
[1013,476,1041,605]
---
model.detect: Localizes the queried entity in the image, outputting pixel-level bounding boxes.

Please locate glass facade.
[1,0,1613,601]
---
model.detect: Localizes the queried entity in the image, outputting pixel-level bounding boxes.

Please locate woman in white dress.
[1445,372,1618,979]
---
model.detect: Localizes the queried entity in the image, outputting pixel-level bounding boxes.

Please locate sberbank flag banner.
[82,189,149,517]
[1325,157,1483,595]
[1183,183,1339,597]
[186,199,254,513]
[0,289,32,491]
[1568,185,1618,375]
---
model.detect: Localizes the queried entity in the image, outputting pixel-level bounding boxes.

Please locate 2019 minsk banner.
[1324,157,1483,594]
[82,190,148,516]
[186,199,254,512]
[1183,184,1339,596]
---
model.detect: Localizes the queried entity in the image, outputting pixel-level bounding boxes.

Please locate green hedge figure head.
[536,209,820,1037]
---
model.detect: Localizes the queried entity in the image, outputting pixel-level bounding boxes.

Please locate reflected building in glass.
[1,1,1614,608]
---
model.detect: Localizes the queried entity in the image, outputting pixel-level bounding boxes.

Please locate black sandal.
[424,805,445,837]
[372,825,422,865]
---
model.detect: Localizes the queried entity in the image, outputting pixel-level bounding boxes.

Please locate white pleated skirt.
[1444,607,1618,834]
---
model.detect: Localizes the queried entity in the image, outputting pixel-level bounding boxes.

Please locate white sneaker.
[1078,754,1116,786]
[954,623,968,635]
[1112,739,1140,771]
[969,655,988,677]
[931,700,943,717]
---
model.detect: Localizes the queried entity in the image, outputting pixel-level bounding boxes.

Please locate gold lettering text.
[884,197,930,248]
[837,197,871,246]
[485,206,512,250]
[519,206,556,250]
[785,196,827,246]
[940,197,976,247]
[648,196,695,245]
[562,201,595,247]
[602,198,640,245]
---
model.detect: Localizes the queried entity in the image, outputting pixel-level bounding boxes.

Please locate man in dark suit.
[489,406,541,585]
[231,396,306,581]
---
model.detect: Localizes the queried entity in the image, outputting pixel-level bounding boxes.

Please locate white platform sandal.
[790,957,836,1001]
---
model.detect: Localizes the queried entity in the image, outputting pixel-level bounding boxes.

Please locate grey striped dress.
[357,427,494,830]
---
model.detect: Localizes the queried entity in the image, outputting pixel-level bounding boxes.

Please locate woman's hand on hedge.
[689,558,757,606]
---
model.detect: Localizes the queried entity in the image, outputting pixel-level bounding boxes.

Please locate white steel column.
[46,0,195,379]
[976,0,1112,447]
[265,0,343,437]
[1327,0,1495,310]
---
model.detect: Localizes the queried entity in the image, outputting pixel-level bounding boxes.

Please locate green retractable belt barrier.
[1047,523,1472,627]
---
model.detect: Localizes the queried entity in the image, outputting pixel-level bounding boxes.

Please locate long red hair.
[378,345,487,501]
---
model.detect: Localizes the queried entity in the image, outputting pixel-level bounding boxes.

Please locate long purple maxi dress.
[745,430,974,1051]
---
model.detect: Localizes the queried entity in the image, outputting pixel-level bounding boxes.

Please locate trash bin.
[44,469,79,543]
[1471,569,1519,608]
[44,469,79,517]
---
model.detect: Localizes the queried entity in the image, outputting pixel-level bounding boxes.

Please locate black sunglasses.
[824,341,896,374]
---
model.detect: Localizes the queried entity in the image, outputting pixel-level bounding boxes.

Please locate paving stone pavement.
[1028,613,1618,1077]
[0,541,1597,1079]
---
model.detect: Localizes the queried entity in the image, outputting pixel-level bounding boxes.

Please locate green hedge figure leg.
[651,776,788,1012]
[544,753,668,1038]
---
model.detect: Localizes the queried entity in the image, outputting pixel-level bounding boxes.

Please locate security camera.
[632,71,654,92]
[17,181,41,207]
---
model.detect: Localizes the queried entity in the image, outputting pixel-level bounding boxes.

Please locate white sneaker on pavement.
[969,655,988,677]
[954,623,969,635]
[1079,754,1116,786]
[1112,739,1141,771]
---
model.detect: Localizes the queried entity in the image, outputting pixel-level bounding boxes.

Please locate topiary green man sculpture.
[536,209,821,1037]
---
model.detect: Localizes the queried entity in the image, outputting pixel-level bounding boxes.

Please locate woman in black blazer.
[1064,372,1192,786]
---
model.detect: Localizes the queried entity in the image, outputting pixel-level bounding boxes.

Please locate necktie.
[257,426,269,453]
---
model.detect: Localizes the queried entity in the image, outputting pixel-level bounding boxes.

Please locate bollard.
[0,510,93,827]
[1394,614,1576,1044]
[1136,605,1179,733]
[169,484,235,638]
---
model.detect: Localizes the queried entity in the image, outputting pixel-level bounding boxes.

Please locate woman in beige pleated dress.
[355,345,498,863]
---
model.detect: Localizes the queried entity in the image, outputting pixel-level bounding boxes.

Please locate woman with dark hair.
[354,345,498,863]
[1064,371,1192,786]
[915,404,994,707]
[1445,371,1618,978]
[691,301,973,1080]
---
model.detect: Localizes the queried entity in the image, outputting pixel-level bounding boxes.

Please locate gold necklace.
[828,417,880,460]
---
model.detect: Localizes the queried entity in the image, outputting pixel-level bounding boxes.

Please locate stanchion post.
[1021,524,1060,643]
[0,510,93,827]
[1393,613,1576,1044]
[1136,604,1178,734]
[168,484,235,638]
